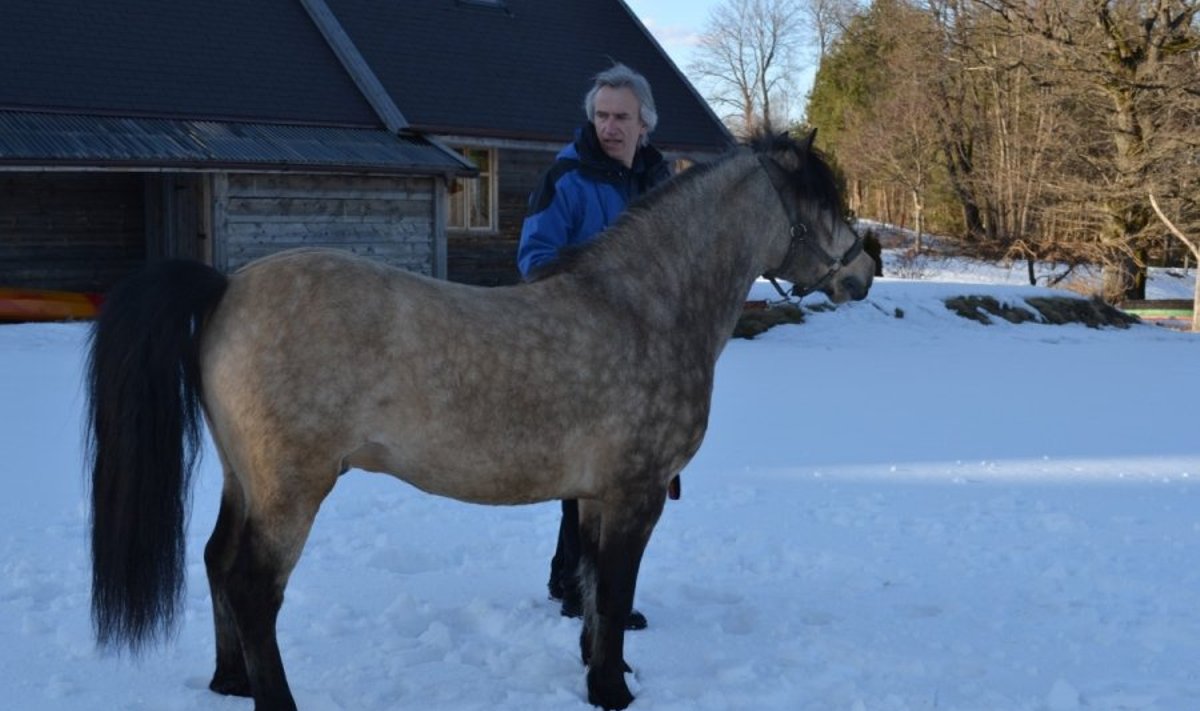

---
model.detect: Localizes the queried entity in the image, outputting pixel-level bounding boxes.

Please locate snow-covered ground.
[1,260,1198,711]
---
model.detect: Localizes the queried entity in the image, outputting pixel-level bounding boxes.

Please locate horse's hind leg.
[204,476,251,697]
[224,475,333,711]
[579,490,667,711]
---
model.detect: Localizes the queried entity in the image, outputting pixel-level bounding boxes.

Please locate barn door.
[145,173,206,261]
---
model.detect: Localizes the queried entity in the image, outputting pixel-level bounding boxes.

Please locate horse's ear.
[800,128,817,153]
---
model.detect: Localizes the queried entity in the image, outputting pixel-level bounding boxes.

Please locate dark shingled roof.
[0,0,475,173]
[0,0,377,126]
[325,0,733,151]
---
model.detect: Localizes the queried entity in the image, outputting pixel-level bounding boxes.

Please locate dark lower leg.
[585,543,645,711]
[204,494,250,697]
[589,542,643,668]
[583,496,663,711]
[548,499,580,604]
[225,523,297,711]
[576,502,601,666]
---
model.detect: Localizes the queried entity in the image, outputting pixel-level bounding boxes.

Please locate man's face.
[592,86,647,168]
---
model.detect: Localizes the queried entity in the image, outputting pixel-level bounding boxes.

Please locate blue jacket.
[517,124,671,279]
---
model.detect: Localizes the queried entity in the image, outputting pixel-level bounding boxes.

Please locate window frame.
[446,146,498,234]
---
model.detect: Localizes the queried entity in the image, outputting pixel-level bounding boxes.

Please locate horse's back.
[221,247,491,341]
[231,246,440,299]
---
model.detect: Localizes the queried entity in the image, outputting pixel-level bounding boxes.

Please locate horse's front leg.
[578,490,666,710]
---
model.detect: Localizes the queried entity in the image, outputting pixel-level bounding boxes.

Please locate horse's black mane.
[747,131,845,217]
[526,131,843,282]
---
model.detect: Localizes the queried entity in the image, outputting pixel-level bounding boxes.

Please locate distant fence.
[1121,299,1194,327]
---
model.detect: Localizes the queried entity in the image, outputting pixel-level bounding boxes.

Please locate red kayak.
[0,287,103,322]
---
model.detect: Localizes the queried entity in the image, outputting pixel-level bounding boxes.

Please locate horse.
[86,131,873,711]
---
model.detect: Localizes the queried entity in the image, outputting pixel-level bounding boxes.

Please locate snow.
[2,256,1198,711]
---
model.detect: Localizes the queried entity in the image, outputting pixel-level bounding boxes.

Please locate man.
[518,63,672,629]
[518,63,671,278]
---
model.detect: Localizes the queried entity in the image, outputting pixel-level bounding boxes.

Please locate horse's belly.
[345,440,577,505]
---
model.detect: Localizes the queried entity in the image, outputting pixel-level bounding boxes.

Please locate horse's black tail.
[87,260,229,652]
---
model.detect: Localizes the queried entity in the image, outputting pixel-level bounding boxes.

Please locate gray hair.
[583,63,658,146]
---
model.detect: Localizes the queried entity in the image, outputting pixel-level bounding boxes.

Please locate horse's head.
[755,130,874,303]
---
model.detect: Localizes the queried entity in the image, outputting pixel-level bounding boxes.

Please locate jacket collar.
[573,123,664,178]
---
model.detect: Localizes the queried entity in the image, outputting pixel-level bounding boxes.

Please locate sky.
[624,0,820,121]
[2,248,1198,709]
[623,0,712,69]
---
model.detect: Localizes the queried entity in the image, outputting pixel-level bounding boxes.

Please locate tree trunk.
[1148,192,1200,332]
[912,189,924,253]
[937,127,987,241]
[1100,194,1151,303]
[1100,244,1145,303]
[1194,276,1199,334]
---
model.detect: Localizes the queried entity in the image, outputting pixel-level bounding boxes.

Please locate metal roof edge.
[0,111,472,175]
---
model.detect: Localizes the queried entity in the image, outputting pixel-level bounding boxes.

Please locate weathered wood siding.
[214,173,440,276]
[0,173,145,291]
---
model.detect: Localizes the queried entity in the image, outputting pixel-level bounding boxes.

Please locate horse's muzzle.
[839,273,871,301]
[822,252,874,303]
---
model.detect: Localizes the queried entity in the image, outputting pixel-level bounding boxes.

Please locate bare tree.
[1149,193,1200,329]
[959,15,1089,283]
[802,0,860,56]
[919,0,995,242]
[1146,43,1200,328]
[689,0,809,136]
[840,1,944,249]
[976,0,1200,302]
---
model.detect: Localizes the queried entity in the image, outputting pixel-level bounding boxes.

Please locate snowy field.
[1,256,1198,711]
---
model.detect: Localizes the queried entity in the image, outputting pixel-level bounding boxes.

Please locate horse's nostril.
[841,275,868,301]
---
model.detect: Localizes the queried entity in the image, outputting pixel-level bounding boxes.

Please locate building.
[0,0,731,293]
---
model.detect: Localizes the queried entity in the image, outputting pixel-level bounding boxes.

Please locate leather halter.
[757,153,864,299]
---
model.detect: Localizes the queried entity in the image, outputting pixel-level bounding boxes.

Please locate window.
[447,147,497,232]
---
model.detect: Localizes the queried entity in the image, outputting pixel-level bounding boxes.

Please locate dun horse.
[87,132,873,710]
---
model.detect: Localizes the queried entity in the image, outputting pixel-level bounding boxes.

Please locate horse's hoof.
[209,672,252,698]
[587,669,635,710]
[560,594,584,619]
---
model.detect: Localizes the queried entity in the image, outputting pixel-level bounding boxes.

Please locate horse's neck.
[587,155,782,358]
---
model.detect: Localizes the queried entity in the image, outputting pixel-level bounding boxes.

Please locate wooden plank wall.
[497,147,556,242]
[0,173,145,291]
[215,173,438,276]
[447,146,554,286]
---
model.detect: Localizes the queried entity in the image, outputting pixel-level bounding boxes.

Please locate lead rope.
[767,275,793,301]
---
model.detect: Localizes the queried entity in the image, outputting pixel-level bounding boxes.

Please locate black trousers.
[547,499,580,602]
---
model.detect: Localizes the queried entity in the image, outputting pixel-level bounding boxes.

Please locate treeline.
[802,0,1199,301]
